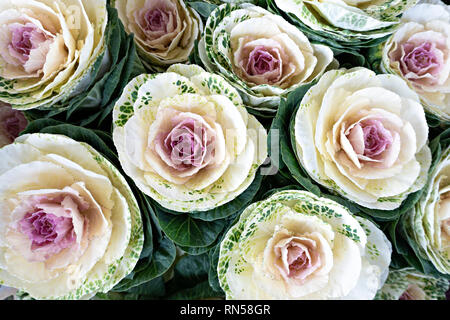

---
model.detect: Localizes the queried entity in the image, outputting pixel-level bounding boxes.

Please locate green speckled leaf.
[271,0,415,48]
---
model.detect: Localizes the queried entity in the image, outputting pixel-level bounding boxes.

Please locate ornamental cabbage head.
[112,64,267,212]
[293,67,431,210]
[381,0,450,123]
[0,0,109,110]
[198,3,334,112]
[113,0,202,70]
[405,145,450,275]
[218,190,392,299]
[0,133,143,299]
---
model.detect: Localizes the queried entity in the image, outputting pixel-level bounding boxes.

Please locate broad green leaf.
[155,209,227,247]
[178,244,216,256]
[269,90,321,195]
[172,254,210,288]
[166,281,221,300]
[114,236,177,291]
[187,1,218,18]
[21,121,119,167]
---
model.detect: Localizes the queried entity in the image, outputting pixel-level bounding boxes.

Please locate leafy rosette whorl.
[218,190,392,299]
[376,267,449,300]
[112,64,267,213]
[293,68,431,211]
[404,144,450,275]
[198,3,334,112]
[114,0,202,70]
[273,0,418,47]
[0,133,143,299]
[381,0,450,124]
[0,0,108,110]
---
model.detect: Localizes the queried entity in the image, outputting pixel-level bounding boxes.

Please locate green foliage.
[164,254,222,299]
[151,170,263,247]
[268,84,321,196]
[187,1,218,19]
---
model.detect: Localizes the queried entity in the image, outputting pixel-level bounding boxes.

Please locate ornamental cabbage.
[404,145,450,274]
[0,133,143,299]
[0,0,108,110]
[113,0,202,70]
[198,3,334,112]
[293,67,431,210]
[112,64,267,212]
[381,0,450,123]
[218,190,392,299]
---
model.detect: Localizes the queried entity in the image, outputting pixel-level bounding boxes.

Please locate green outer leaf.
[178,243,216,256]
[166,281,220,300]
[151,172,264,248]
[146,170,264,248]
[149,171,263,222]
[96,276,166,300]
[20,118,63,134]
[208,243,223,293]
[269,83,321,195]
[172,254,210,287]
[125,276,166,298]
[163,253,222,299]
[391,128,450,279]
[155,210,227,247]
[188,39,205,68]
[21,121,119,165]
[187,1,218,18]
[114,236,176,291]
[266,0,392,56]
[136,193,154,260]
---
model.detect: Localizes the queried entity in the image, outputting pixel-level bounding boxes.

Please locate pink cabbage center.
[144,8,169,32]
[246,46,280,76]
[162,118,212,169]
[348,119,393,159]
[275,237,321,282]
[19,210,75,254]
[401,41,441,76]
[8,22,47,64]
